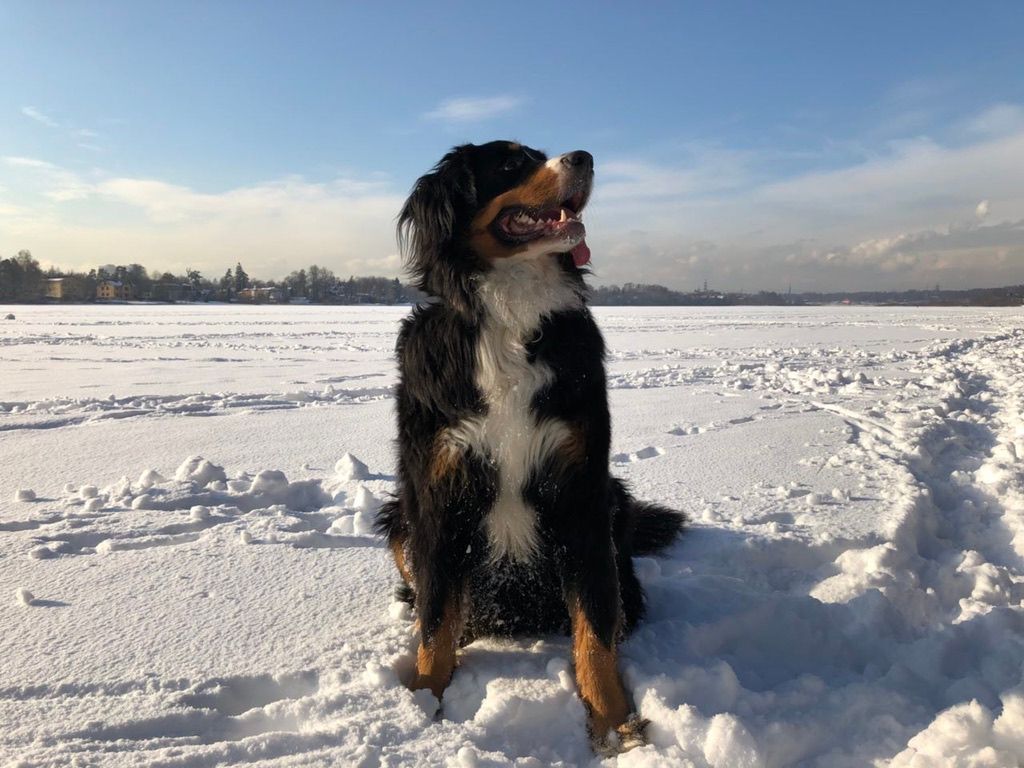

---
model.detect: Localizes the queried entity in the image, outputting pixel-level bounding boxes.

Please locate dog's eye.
[501,155,524,172]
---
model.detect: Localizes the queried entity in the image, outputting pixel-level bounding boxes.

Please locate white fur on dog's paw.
[594,713,650,756]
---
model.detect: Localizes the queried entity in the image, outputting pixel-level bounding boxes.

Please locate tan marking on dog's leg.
[571,601,630,741]
[411,596,461,699]
[390,537,413,587]
[558,423,588,467]
[429,430,463,484]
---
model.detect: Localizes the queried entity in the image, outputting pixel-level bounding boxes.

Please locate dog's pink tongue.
[571,240,591,267]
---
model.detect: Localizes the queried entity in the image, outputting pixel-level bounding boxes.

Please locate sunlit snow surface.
[2,304,1023,767]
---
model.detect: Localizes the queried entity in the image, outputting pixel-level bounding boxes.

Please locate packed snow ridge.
[1,304,1023,766]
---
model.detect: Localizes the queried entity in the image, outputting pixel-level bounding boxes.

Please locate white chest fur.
[448,258,583,563]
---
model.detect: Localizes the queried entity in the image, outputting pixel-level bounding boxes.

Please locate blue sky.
[3,1,1024,291]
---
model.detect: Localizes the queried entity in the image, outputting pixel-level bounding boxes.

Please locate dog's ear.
[397,146,477,291]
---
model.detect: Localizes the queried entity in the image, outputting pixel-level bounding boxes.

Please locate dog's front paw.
[592,713,649,755]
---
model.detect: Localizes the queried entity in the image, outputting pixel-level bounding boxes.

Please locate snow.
[336,452,372,482]
[1,303,1023,766]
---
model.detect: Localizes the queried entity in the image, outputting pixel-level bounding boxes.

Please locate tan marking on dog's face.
[571,601,630,740]
[467,165,563,260]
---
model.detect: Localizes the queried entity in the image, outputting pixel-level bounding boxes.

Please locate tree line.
[0,251,424,304]
[4,250,1021,306]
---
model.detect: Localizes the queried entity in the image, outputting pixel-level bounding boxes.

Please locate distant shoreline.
[3,298,1022,309]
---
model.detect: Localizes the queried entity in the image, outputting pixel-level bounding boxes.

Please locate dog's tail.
[632,499,686,556]
[612,479,686,557]
[374,497,403,540]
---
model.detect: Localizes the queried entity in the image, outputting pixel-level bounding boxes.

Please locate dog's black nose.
[561,151,593,170]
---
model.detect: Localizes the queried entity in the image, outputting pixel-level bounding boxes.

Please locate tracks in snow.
[0,383,393,432]
[810,330,1024,626]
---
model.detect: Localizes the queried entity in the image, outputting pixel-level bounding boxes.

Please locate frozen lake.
[1,303,1023,766]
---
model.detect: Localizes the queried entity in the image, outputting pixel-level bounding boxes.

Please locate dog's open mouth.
[493,192,591,266]
[498,205,583,240]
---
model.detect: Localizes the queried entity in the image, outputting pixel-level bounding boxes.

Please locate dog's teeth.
[560,208,568,222]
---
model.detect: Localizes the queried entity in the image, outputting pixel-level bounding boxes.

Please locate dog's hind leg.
[391,540,412,584]
[376,499,415,603]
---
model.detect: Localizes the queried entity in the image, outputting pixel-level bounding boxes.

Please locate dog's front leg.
[564,549,632,744]
[412,584,463,699]
[553,481,647,752]
[408,510,473,700]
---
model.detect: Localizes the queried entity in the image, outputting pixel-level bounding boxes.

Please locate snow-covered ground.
[2,304,1023,767]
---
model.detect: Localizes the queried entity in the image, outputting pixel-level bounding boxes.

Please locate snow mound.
[891,686,1024,767]
[137,468,166,489]
[175,455,228,486]
[336,452,371,481]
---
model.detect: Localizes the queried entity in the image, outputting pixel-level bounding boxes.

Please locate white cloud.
[586,106,1024,290]
[424,95,523,123]
[3,156,92,201]
[21,106,59,128]
[599,152,752,201]
[5,102,1024,292]
[0,158,405,280]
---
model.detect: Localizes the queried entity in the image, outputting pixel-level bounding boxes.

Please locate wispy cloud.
[18,107,105,151]
[423,95,523,123]
[21,106,60,128]
[966,103,1024,138]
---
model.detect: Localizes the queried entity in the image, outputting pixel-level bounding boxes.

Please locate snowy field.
[2,303,1023,768]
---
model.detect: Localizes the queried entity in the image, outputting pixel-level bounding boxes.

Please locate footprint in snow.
[612,446,666,464]
[179,670,319,716]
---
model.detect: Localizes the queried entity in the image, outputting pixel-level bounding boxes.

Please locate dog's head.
[398,141,593,307]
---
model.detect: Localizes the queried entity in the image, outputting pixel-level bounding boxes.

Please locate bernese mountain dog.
[377,140,684,752]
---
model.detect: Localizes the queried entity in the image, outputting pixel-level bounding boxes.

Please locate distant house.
[46,277,68,300]
[237,286,286,303]
[96,280,132,301]
[149,282,192,302]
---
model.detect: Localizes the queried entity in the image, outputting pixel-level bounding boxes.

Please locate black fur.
[378,141,685,652]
